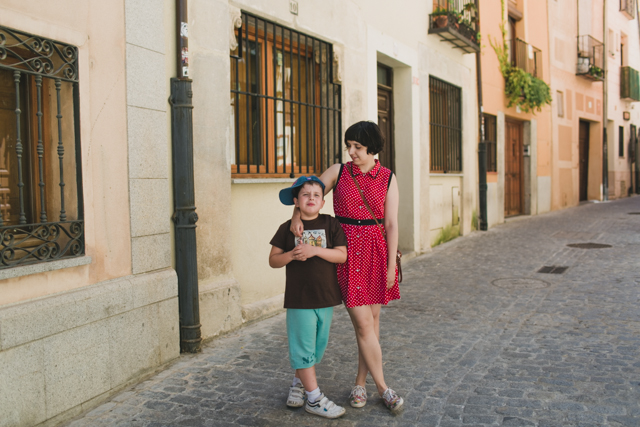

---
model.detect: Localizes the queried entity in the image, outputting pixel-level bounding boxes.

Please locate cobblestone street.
[65,197,640,427]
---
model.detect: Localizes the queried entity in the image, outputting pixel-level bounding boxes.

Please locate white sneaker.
[286,383,306,408]
[305,393,346,419]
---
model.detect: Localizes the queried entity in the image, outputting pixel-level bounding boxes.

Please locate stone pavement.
[64,197,640,427]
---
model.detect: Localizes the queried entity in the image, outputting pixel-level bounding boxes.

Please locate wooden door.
[377,64,394,172]
[579,121,590,201]
[505,119,523,217]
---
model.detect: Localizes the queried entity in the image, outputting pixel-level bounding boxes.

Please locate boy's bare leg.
[296,366,318,392]
[347,304,388,396]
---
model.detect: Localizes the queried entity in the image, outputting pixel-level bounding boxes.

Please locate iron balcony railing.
[428,0,480,54]
[576,35,604,81]
[0,25,85,268]
[620,0,637,19]
[620,66,640,101]
[512,38,543,79]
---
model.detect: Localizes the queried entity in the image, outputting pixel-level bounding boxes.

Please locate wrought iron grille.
[483,114,497,173]
[576,35,604,81]
[429,76,462,173]
[512,39,542,79]
[0,25,84,268]
[230,12,342,177]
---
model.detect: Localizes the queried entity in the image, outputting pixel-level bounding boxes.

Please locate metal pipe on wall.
[476,0,488,231]
[171,0,202,353]
[602,0,608,201]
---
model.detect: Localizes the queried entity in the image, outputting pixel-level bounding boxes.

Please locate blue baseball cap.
[279,176,326,205]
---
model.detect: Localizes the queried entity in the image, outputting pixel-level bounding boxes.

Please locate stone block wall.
[0,269,179,427]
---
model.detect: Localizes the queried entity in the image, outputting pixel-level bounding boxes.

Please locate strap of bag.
[349,164,403,283]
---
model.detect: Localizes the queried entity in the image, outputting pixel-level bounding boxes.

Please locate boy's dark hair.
[292,181,325,200]
[344,121,385,155]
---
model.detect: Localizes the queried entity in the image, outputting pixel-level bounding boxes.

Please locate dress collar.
[350,160,381,178]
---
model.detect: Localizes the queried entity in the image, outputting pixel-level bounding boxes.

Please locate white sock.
[292,376,303,387]
[306,387,321,403]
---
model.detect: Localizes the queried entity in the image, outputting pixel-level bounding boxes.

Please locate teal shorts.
[286,307,334,370]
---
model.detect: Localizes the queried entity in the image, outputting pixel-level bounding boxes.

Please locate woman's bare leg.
[347,304,387,395]
[353,305,381,386]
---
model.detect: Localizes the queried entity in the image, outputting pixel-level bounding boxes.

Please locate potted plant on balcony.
[432,7,450,28]
[456,2,477,39]
[588,65,603,79]
[432,1,460,29]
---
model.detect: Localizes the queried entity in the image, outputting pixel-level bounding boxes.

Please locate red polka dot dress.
[333,160,400,308]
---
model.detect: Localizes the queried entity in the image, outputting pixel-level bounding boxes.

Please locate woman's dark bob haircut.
[344,121,385,155]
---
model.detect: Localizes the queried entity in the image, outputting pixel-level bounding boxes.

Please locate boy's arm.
[269,245,294,268]
[292,244,347,264]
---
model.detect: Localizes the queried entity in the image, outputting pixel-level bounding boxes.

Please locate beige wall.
[0,2,180,426]
[0,1,132,305]
[548,0,605,209]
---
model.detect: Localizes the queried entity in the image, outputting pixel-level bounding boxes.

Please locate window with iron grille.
[429,76,462,173]
[620,0,637,19]
[0,26,84,269]
[483,114,497,172]
[230,12,342,178]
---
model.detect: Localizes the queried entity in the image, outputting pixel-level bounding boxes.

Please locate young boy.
[269,176,348,419]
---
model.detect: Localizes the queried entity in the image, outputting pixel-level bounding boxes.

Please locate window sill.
[430,173,464,177]
[232,178,298,185]
[0,256,92,281]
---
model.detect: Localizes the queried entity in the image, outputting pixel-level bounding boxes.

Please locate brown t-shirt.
[270,214,347,309]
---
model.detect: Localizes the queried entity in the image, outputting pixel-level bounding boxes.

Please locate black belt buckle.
[336,216,383,226]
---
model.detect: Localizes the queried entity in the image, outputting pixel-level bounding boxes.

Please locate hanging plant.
[488,0,551,113]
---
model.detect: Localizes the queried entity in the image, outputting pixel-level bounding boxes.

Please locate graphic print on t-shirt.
[295,229,327,248]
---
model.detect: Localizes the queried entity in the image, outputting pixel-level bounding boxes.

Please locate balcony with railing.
[511,38,542,78]
[576,35,604,81]
[620,0,637,19]
[428,0,480,54]
[621,66,640,101]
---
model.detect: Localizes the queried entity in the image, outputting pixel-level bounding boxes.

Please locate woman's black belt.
[336,216,384,226]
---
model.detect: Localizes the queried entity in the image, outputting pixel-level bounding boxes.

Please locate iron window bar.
[429,76,462,173]
[0,25,84,269]
[230,12,342,178]
[576,35,604,81]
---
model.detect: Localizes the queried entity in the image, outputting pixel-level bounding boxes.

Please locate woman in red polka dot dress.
[291,121,403,413]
